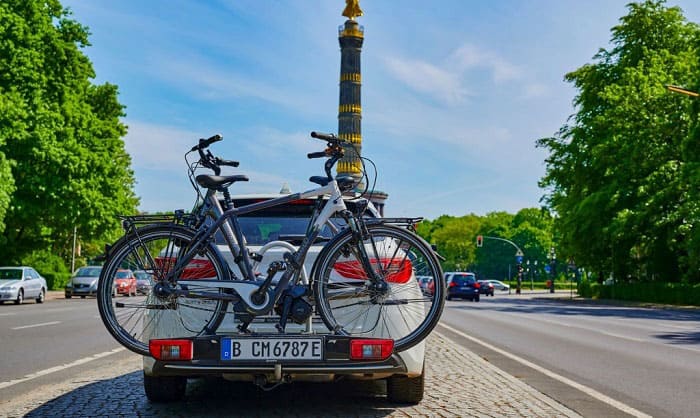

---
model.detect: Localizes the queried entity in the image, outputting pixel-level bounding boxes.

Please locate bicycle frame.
[168,178,360,316]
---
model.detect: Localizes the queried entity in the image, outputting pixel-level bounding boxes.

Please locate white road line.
[0,347,126,390]
[0,312,17,317]
[11,321,61,330]
[439,323,652,418]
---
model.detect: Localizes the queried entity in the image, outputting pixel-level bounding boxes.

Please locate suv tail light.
[334,259,412,284]
[349,339,394,360]
[474,282,481,289]
[149,339,193,361]
[449,281,457,287]
[155,257,215,279]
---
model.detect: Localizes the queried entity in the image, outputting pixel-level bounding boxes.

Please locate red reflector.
[149,339,193,361]
[333,259,412,284]
[349,339,394,360]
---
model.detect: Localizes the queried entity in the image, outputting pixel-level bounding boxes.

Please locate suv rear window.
[214,197,376,246]
[451,274,476,285]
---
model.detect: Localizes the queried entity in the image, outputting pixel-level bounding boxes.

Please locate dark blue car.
[444,272,480,301]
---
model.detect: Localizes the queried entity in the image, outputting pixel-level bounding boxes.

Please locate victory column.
[336,0,388,215]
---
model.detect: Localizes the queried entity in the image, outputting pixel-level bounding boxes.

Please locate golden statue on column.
[342,0,363,20]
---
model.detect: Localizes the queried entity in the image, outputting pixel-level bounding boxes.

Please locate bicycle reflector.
[349,339,394,360]
[149,339,193,361]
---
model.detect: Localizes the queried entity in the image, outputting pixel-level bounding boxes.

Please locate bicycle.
[97,132,445,356]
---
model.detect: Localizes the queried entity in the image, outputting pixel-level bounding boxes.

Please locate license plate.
[221,337,323,361]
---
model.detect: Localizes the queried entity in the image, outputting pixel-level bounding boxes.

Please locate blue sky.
[63,0,700,219]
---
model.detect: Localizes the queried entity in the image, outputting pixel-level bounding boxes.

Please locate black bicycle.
[97,132,445,356]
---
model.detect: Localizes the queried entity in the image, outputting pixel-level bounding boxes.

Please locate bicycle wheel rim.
[97,225,229,356]
[314,224,444,352]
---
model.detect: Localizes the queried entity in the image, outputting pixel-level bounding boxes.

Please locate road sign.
[516,255,523,264]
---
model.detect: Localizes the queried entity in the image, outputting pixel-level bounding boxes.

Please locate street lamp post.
[549,247,556,293]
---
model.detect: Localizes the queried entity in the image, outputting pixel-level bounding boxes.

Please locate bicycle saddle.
[309,175,355,192]
[196,174,249,189]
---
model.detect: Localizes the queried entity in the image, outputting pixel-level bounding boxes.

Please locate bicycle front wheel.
[97,224,230,356]
[312,223,445,352]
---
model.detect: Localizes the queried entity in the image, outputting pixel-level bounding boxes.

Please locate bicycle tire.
[312,223,445,352]
[97,224,230,356]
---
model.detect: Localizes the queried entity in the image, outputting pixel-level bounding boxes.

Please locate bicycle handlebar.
[307,151,328,159]
[190,134,223,152]
[310,131,337,141]
[215,157,239,167]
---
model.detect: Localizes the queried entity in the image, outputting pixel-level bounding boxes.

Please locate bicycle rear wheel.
[97,224,230,356]
[312,223,445,352]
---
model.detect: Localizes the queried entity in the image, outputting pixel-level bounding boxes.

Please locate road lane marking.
[11,321,61,330]
[439,323,653,418]
[11,321,62,330]
[0,312,17,317]
[0,347,126,390]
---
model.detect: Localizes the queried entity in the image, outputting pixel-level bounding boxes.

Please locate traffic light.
[476,235,483,247]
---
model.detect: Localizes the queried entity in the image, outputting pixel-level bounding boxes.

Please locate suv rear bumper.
[144,334,411,381]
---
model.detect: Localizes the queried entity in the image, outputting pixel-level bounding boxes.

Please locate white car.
[485,279,510,293]
[0,266,47,304]
[142,194,427,404]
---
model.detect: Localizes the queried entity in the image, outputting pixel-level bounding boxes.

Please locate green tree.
[0,1,138,264]
[417,214,481,272]
[537,0,699,282]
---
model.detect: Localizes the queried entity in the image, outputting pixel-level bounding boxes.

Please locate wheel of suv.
[14,289,23,305]
[474,295,480,302]
[143,372,186,402]
[387,364,425,404]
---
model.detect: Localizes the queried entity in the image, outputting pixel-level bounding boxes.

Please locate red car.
[114,269,137,297]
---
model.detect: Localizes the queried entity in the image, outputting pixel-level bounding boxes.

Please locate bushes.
[21,250,71,290]
[580,280,700,306]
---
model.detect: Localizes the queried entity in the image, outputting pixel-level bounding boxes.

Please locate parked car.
[444,272,480,301]
[134,270,153,295]
[485,279,510,293]
[142,195,428,404]
[114,269,137,297]
[65,266,103,298]
[0,266,47,304]
[477,280,495,296]
[417,275,433,295]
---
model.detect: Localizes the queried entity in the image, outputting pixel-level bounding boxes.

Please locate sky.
[62,0,700,220]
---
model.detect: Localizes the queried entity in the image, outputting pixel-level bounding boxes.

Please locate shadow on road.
[449,296,700,346]
[24,371,399,417]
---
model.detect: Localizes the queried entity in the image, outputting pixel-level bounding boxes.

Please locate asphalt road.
[0,294,126,400]
[440,292,700,418]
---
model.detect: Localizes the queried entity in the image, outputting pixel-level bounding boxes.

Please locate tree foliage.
[537,0,700,283]
[417,208,557,281]
[0,0,138,264]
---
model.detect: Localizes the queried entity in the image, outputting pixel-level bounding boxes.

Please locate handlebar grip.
[216,158,239,167]
[191,134,223,151]
[310,131,337,141]
[307,151,327,159]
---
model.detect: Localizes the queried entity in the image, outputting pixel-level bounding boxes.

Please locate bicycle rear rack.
[118,210,197,234]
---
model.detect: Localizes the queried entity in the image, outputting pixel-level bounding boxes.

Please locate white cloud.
[383,56,468,104]
[382,43,522,105]
[449,44,522,83]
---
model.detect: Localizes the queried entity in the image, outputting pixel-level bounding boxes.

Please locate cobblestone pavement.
[0,330,581,418]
